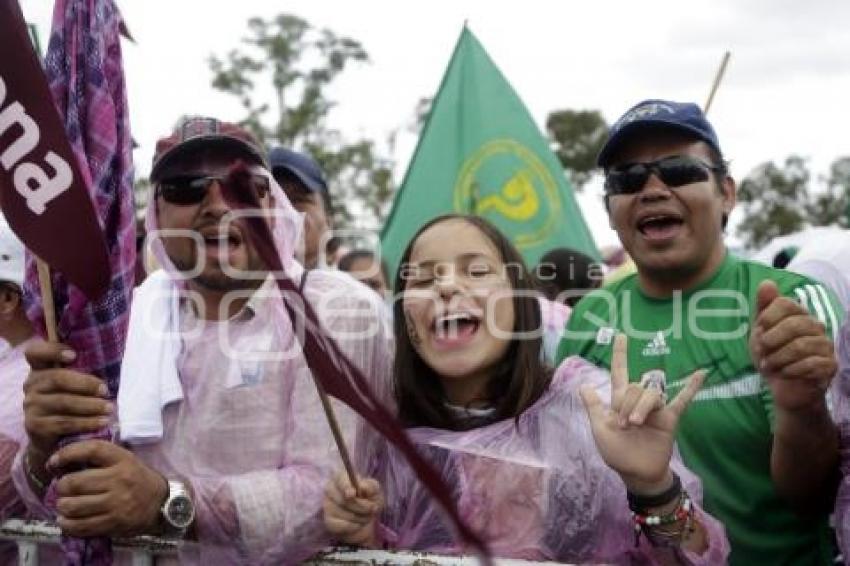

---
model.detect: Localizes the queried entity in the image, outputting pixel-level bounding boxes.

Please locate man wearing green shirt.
[558,99,842,565]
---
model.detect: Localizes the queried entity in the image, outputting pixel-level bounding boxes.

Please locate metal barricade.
[1,519,564,565]
[0,519,177,566]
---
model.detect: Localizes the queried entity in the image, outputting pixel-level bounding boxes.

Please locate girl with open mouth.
[323,214,729,564]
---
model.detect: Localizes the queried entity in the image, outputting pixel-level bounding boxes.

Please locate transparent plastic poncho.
[357,356,729,564]
[136,174,394,564]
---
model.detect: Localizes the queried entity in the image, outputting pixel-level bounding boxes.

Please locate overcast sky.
[21,0,850,249]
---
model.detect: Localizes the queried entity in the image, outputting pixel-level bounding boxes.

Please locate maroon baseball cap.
[150,116,268,181]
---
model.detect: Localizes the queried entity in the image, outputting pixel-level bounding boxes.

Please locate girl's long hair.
[393,214,551,430]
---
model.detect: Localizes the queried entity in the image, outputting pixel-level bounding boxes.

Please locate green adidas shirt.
[557,252,844,566]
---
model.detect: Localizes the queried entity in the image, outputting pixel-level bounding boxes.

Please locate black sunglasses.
[156,174,271,205]
[604,155,724,196]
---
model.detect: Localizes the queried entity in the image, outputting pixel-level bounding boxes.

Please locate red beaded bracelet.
[631,490,693,546]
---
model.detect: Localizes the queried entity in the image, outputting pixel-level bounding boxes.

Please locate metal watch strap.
[160,479,193,538]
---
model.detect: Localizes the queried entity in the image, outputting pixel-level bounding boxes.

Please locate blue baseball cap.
[597,99,723,168]
[268,147,328,193]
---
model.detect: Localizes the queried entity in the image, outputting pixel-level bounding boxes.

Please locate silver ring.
[640,370,668,403]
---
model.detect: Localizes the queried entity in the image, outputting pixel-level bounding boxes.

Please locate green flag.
[381,26,599,279]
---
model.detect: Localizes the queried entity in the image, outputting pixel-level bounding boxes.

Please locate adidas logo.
[642,331,670,357]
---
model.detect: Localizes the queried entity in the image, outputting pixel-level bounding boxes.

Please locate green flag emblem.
[381,27,599,280]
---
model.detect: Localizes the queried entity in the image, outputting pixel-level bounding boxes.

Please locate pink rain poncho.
[131,270,392,564]
[359,356,729,564]
[129,170,392,564]
[539,297,570,367]
[0,340,33,565]
[0,341,30,521]
[832,314,850,562]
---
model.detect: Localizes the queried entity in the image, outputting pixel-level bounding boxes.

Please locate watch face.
[166,495,194,529]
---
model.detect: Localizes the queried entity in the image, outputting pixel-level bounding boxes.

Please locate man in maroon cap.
[13,117,393,563]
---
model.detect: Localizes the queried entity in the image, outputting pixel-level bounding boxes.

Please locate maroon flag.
[0,0,109,300]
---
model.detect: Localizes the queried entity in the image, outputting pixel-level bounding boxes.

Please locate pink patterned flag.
[24,0,135,563]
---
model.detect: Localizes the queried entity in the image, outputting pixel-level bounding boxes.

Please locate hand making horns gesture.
[580,334,705,494]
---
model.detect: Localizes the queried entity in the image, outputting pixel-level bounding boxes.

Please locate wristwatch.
[160,479,195,538]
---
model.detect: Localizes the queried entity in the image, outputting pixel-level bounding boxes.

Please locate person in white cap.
[0,219,35,563]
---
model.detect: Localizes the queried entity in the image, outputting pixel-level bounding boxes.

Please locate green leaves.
[736,155,850,249]
[545,109,609,191]
[208,13,393,230]
[806,156,850,228]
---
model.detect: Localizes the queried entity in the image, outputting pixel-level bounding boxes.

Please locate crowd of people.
[0,98,848,565]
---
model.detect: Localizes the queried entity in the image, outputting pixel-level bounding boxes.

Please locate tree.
[736,155,810,249]
[208,14,395,230]
[806,156,850,228]
[545,109,609,191]
[736,155,850,249]
[410,97,432,133]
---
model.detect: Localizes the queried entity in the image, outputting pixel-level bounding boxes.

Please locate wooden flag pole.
[36,258,59,342]
[704,51,731,115]
[310,369,361,493]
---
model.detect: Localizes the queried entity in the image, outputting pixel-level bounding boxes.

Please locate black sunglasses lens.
[656,157,710,187]
[606,156,712,194]
[606,164,649,195]
[158,177,210,205]
[159,174,270,204]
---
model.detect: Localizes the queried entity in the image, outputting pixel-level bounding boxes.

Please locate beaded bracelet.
[631,489,694,547]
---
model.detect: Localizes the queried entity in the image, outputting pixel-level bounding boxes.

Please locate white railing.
[305,548,565,565]
[0,520,564,565]
[0,519,177,565]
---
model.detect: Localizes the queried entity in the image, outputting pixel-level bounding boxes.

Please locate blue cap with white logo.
[597,99,723,168]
